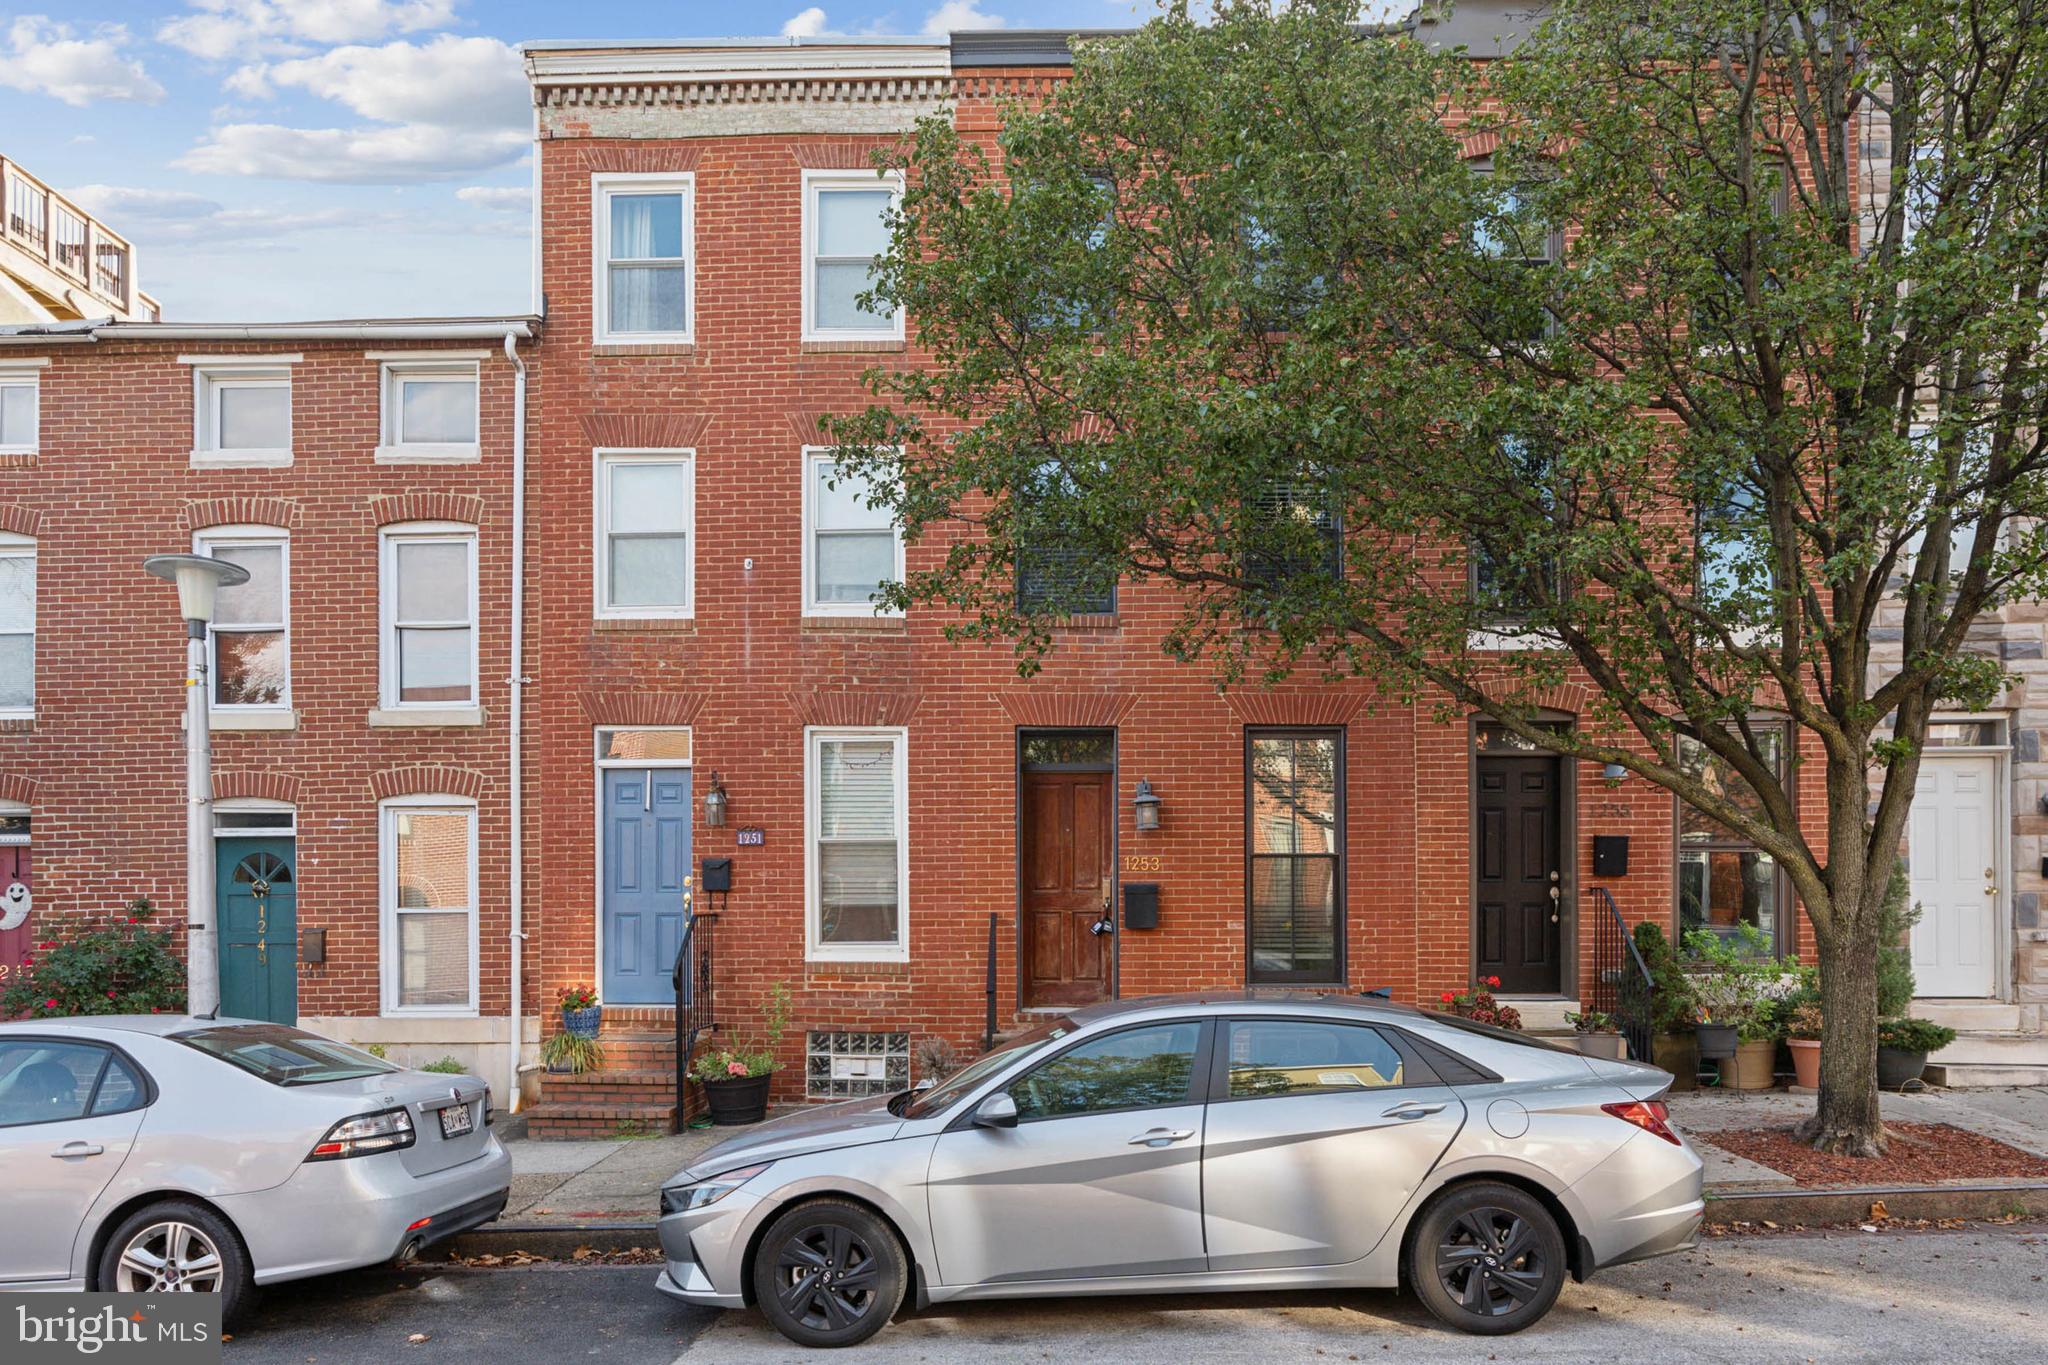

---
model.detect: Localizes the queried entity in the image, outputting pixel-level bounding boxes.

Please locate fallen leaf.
[407,1334,431,1345]
[1869,1200,1889,1221]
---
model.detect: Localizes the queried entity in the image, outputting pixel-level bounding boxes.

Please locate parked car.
[0,1015,510,1320]
[655,992,1702,1347]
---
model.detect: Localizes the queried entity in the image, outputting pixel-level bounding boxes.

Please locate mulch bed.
[1700,1121,2048,1187]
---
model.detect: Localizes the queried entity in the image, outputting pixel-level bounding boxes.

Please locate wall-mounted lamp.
[1602,761,1627,782]
[702,770,729,827]
[1132,779,1162,832]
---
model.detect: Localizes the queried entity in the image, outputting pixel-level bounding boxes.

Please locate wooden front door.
[1022,768,1113,1008]
[1474,755,1561,995]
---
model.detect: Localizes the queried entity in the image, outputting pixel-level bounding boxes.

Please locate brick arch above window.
[1460,130,1503,159]
[0,772,37,807]
[581,144,702,174]
[0,505,40,539]
[214,769,301,805]
[791,140,898,170]
[184,497,300,532]
[1220,691,1363,728]
[372,492,485,528]
[580,413,710,449]
[579,690,706,727]
[993,689,1140,729]
[786,687,920,728]
[369,765,488,803]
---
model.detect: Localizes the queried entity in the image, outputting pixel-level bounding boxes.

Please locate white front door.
[1908,754,1999,998]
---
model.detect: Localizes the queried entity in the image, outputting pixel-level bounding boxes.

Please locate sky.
[0,1,1152,321]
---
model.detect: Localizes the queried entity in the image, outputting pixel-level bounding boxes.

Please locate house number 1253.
[1122,855,1161,873]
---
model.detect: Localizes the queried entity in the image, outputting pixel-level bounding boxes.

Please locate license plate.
[439,1104,474,1139]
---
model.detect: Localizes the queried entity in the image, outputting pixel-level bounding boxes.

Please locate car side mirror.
[972,1092,1018,1130]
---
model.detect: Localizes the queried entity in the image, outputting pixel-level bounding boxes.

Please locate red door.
[1022,769,1113,1008]
[0,842,32,985]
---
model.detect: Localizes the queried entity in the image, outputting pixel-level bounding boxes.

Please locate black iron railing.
[672,910,718,1133]
[982,912,999,1053]
[1585,886,1656,1067]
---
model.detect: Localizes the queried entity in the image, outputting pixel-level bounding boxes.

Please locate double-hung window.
[802,448,903,617]
[377,357,480,461]
[381,797,478,1014]
[0,534,32,718]
[595,450,694,618]
[806,727,909,961]
[802,171,903,342]
[379,524,477,711]
[1675,723,1789,955]
[1246,730,1344,985]
[191,361,292,465]
[594,174,693,344]
[1470,159,1560,346]
[0,367,39,455]
[196,528,290,713]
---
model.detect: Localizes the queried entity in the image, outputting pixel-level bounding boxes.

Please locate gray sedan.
[657,992,1702,1347]
[0,1015,510,1320]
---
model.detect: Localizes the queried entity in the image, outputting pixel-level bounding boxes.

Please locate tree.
[828,0,2048,1155]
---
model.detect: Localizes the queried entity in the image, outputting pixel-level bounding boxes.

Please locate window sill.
[804,952,912,969]
[1051,613,1119,631]
[593,341,696,357]
[801,614,908,633]
[375,444,481,465]
[191,450,293,469]
[594,616,696,633]
[379,1007,481,1020]
[1466,628,1566,652]
[800,338,906,354]
[197,709,297,731]
[367,706,484,728]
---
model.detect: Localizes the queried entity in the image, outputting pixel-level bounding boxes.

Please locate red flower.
[1485,976,1502,989]
[44,998,57,1009]
[1439,990,1455,1003]
[106,989,117,999]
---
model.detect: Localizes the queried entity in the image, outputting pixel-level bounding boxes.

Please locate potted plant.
[1436,977,1524,1031]
[1683,927,1769,1067]
[1723,1017,1780,1090]
[542,1029,605,1075]
[559,984,602,1040]
[1633,923,1699,1089]
[1565,1010,1626,1059]
[690,981,791,1125]
[1785,1002,1823,1089]
[1877,1017,1955,1089]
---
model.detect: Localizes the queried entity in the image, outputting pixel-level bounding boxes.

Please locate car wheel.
[751,1199,906,1348]
[97,1200,256,1325]
[1408,1182,1566,1335]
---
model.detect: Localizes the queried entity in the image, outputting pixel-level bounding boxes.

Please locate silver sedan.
[0,1015,511,1320]
[656,993,1703,1347]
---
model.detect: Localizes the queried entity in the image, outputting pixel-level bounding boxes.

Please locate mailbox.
[1592,836,1630,878]
[1122,883,1160,930]
[701,857,733,893]
[299,926,327,965]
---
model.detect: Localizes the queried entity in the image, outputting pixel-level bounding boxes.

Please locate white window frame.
[801,169,906,343]
[375,353,482,463]
[800,446,905,619]
[212,797,297,839]
[0,532,32,721]
[0,362,43,456]
[804,725,910,963]
[592,172,695,346]
[378,521,479,713]
[187,356,296,467]
[378,794,480,1018]
[195,525,291,717]
[593,448,696,620]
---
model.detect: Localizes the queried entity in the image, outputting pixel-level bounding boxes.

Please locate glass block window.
[806,1030,910,1100]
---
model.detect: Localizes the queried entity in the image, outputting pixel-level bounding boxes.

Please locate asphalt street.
[225,1221,2048,1364]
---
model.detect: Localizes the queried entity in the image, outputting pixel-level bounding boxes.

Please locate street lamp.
[144,553,249,1019]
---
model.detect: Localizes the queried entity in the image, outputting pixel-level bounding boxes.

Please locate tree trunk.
[1795,911,1887,1156]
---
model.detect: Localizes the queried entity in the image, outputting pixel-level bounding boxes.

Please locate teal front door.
[217,838,297,1024]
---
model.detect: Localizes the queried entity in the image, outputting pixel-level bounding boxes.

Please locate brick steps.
[543,1070,682,1105]
[528,1016,709,1138]
[524,1099,675,1140]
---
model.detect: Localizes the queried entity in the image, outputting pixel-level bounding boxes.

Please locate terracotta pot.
[1788,1037,1821,1089]
[1574,1033,1627,1060]
[1718,1038,1777,1090]
[698,1072,772,1125]
[1652,1033,1699,1091]
[1877,1046,1928,1090]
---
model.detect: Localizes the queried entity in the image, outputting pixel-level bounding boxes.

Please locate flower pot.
[698,1072,772,1126]
[1788,1037,1821,1089]
[1695,1021,1739,1060]
[1877,1045,1928,1090]
[1652,1033,1699,1091]
[562,1005,602,1039]
[1574,1033,1627,1060]
[1718,1038,1777,1090]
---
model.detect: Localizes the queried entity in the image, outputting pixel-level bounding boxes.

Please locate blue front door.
[603,768,692,1005]
[216,837,297,1024]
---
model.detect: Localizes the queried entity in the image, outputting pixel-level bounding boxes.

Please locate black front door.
[1474,756,1560,994]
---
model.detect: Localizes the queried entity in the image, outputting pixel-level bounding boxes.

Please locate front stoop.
[1923,1032,2048,1087]
[526,1016,707,1139]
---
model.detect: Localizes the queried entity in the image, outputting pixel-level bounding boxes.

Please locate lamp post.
[144,553,249,1018]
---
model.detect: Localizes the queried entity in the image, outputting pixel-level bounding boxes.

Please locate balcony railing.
[0,155,138,316]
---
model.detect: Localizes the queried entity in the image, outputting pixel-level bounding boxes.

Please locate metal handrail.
[672,908,719,1133]
[1587,885,1657,1066]
[982,913,998,1053]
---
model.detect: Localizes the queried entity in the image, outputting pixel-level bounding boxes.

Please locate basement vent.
[806,1030,910,1100]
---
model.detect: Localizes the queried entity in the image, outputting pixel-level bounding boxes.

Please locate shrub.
[0,899,186,1019]
[1878,1018,1957,1054]
[1785,1003,1825,1041]
[1565,1010,1616,1034]
[420,1056,466,1074]
[1633,922,1698,1033]
[1877,859,1921,1019]
[690,980,793,1083]
[542,1030,605,1074]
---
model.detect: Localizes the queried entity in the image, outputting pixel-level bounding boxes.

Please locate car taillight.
[307,1107,415,1161]
[483,1084,494,1127]
[1601,1099,1681,1145]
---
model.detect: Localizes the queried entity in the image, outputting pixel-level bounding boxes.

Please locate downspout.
[504,329,529,1112]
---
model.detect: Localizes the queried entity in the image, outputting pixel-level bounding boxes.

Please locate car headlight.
[660,1162,769,1215]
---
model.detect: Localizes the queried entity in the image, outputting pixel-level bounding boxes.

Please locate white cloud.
[64,183,379,244]
[782,7,830,37]
[0,16,163,106]
[158,0,459,62]
[455,185,528,212]
[923,1,1006,35]
[175,122,527,184]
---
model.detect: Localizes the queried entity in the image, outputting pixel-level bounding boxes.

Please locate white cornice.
[525,43,950,89]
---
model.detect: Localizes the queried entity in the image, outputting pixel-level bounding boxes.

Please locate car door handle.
[1381,1102,1447,1121]
[51,1142,104,1158]
[1127,1128,1196,1147]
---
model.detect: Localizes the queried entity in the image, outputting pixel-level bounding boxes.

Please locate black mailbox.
[1122,883,1160,930]
[299,927,326,965]
[1592,836,1630,878]
[700,857,733,893]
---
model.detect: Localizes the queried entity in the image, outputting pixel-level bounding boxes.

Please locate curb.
[1705,1181,2048,1226]
[440,1221,662,1259]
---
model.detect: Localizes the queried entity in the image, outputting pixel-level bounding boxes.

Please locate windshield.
[899,1016,1076,1119]
[174,1024,400,1087]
